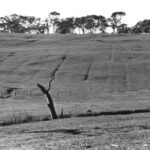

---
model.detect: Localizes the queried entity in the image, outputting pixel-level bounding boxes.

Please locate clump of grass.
[59,108,72,119]
[0,112,51,126]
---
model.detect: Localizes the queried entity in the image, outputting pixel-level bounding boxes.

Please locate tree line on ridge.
[0,11,150,34]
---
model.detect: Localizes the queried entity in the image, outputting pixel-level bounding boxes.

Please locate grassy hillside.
[0,33,150,116]
[1,33,150,149]
[1,33,150,91]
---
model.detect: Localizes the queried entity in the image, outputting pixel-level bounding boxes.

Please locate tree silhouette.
[49,11,60,33]
[108,11,126,33]
[37,77,58,119]
[85,15,96,34]
[75,17,87,34]
[96,15,108,33]
[0,17,8,32]
[118,23,130,33]
[56,17,75,34]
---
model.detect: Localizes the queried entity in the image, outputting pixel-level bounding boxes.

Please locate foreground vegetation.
[1,113,150,149]
[0,33,150,149]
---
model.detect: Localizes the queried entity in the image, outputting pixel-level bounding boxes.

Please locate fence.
[1,85,150,99]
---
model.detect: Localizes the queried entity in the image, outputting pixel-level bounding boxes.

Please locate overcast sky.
[0,0,150,27]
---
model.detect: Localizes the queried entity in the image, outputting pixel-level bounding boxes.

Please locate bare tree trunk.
[81,28,85,34]
[46,22,49,34]
[37,84,58,119]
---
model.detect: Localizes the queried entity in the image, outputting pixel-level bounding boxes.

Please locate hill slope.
[0,33,150,117]
[1,33,150,149]
[1,33,150,92]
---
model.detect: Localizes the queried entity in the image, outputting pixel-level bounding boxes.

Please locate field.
[0,33,150,149]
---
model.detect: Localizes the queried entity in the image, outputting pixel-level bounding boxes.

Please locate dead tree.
[37,77,58,119]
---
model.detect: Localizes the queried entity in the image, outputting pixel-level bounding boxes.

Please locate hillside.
[0,33,150,116]
[1,33,150,149]
[1,33,150,92]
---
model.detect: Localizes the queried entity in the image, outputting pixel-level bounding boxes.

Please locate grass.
[0,112,51,126]
[1,112,150,149]
[0,33,150,149]
[1,107,150,127]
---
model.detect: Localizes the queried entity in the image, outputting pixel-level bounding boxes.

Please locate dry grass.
[1,113,150,149]
[0,112,51,126]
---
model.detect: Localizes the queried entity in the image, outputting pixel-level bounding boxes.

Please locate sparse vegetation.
[2,108,150,127]
[0,112,51,126]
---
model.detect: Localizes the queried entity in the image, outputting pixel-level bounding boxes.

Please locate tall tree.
[108,11,126,33]
[48,11,60,33]
[136,20,150,33]
[75,17,87,34]
[92,15,108,33]
[74,17,82,34]
[97,15,108,33]
[56,17,75,34]
[118,23,131,33]
[85,15,96,34]
[0,17,8,32]
[26,16,36,33]
[44,19,50,34]
[131,21,143,34]
[4,14,26,33]
[36,19,47,34]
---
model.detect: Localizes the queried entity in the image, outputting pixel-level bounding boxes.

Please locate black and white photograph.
[0,0,150,149]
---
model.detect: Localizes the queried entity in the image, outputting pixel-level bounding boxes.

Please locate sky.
[0,0,150,27]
